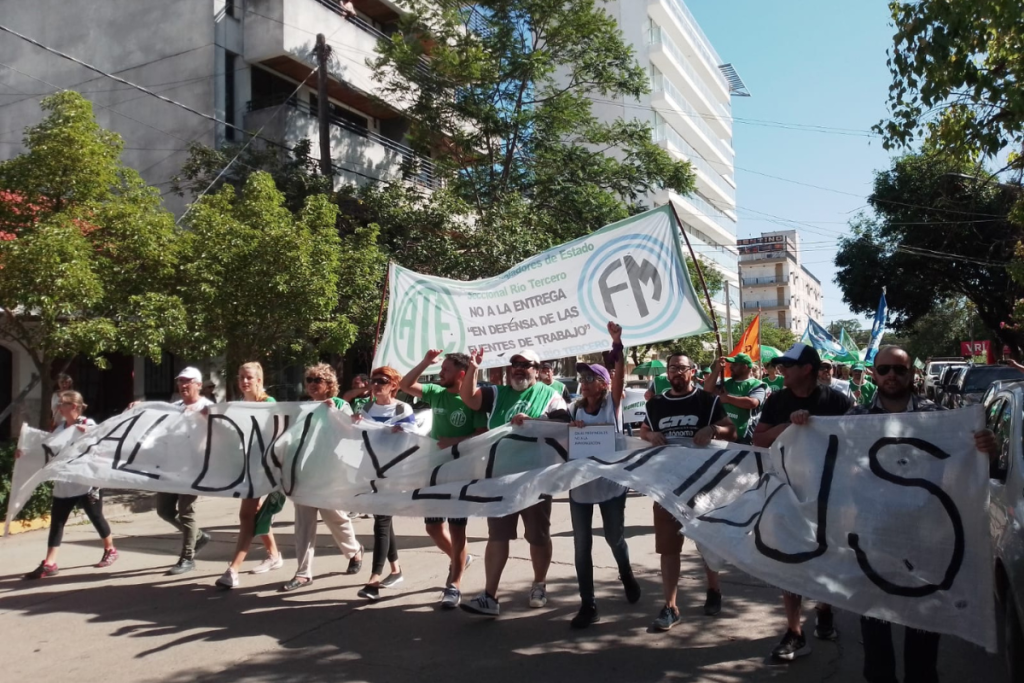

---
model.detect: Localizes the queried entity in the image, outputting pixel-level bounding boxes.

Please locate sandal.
[280,577,313,592]
[346,545,364,575]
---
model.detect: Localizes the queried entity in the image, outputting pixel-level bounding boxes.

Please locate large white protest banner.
[372,206,712,372]
[7,403,994,649]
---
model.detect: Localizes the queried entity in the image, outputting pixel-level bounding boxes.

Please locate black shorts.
[424,517,468,526]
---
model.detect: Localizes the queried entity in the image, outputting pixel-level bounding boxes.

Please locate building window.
[250,67,298,110]
[310,95,369,130]
[225,0,236,18]
[224,51,237,141]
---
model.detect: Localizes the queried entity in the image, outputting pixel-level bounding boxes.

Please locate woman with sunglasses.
[215,362,285,589]
[281,363,364,592]
[22,391,118,579]
[566,322,641,628]
[351,366,414,600]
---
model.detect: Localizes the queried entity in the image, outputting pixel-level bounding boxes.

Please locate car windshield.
[929,363,948,377]
[964,367,1024,393]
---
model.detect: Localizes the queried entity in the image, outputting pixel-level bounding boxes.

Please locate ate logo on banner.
[579,234,682,339]
[393,280,466,369]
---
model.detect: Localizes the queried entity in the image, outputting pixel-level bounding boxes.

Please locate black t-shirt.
[643,387,727,439]
[759,385,852,426]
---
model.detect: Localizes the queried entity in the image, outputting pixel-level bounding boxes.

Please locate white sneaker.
[460,591,500,617]
[440,585,462,610]
[251,554,284,574]
[529,582,547,608]
[215,569,239,589]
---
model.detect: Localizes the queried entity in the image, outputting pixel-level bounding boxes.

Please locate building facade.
[738,231,823,333]
[592,0,745,330]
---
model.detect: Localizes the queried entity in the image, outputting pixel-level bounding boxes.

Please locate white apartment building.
[592,0,747,330]
[738,231,823,333]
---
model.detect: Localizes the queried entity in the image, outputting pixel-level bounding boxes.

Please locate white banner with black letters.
[7,402,993,649]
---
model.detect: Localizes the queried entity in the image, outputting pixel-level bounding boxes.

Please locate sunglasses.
[305,376,325,384]
[510,361,535,370]
[370,377,390,386]
[875,364,910,377]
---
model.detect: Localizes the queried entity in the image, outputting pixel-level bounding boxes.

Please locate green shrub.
[0,440,53,522]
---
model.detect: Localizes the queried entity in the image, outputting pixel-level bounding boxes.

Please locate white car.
[925,360,966,400]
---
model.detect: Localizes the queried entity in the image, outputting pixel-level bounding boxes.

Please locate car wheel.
[1006,593,1024,683]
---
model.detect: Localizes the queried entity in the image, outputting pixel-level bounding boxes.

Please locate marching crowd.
[18,322,999,681]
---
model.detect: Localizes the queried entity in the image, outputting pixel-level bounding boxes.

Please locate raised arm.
[704,356,725,394]
[608,321,625,409]
[459,349,485,412]
[399,349,443,399]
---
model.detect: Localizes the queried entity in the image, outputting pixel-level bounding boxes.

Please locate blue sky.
[688,0,896,327]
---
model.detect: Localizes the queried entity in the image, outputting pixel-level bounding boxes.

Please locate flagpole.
[757,306,762,364]
[372,261,391,360]
[669,202,724,357]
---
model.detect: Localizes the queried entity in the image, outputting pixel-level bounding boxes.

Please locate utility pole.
[315,33,332,178]
[725,280,734,350]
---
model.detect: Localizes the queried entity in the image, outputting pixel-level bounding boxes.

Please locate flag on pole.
[839,328,861,364]
[914,358,925,370]
[729,314,761,361]
[864,289,888,364]
[801,319,848,360]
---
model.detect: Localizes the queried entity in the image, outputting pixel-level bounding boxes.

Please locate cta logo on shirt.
[658,415,699,430]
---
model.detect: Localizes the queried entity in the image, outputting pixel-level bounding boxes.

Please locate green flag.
[914,358,925,370]
[840,329,861,362]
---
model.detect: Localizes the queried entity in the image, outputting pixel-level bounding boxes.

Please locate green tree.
[734,315,798,356]
[369,0,695,251]
[0,92,187,425]
[834,152,1024,353]
[175,172,384,383]
[877,0,1024,187]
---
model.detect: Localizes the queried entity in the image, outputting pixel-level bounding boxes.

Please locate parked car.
[987,383,1024,680]
[935,365,966,406]
[925,359,967,400]
[982,379,1024,410]
[941,366,970,407]
[947,365,1024,408]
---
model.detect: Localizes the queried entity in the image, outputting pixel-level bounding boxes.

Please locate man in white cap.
[459,348,568,617]
[155,367,215,575]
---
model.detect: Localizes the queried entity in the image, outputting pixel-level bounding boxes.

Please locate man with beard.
[539,361,572,402]
[840,346,995,682]
[703,352,767,445]
[640,351,736,629]
[400,350,487,610]
[459,349,568,617]
[754,344,853,661]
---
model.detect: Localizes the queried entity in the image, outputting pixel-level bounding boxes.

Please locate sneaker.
[703,589,722,616]
[380,571,404,588]
[460,591,500,617]
[446,554,475,585]
[357,584,381,601]
[814,608,838,641]
[528,582,547,608]
[95,548,119,568]
[346,545,364,575]
[194,531,212,555]
[440,585,462,610]
[771,629,811,661]
[621,572,641,604]
[251,554,283,574]
[167,558,195,576]
[652,605,681,631]
[571,602,600,629]
[215,569,239,589]
[23,562,58,580]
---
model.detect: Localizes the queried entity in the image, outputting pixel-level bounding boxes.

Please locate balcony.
[648,25,731,139]
[648,0,730,97]
[653,114,735,207]
[245,97,439,190]
[738,250,797,264]
[743,300,788,310]
[742,276,783,286]
[650,72,734,167]
[245,0,417,120]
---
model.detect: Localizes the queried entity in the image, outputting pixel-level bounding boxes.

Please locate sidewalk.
[0,493,1005,683]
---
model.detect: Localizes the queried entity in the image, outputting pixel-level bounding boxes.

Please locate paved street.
[0,494,1005,683]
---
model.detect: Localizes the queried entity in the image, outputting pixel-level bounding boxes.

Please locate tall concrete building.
[591,0,747,330]
[738,231,823,333]
[0,0,430,435]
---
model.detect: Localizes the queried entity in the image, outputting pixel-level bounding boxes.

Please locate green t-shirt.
[764,375,785,393]
[548,378,567,396]
[649,375,671,395]
[851,380,876,406]
[420,383,486,440]
[723,377,768,445]
[348,394,372,413]
[486,381,562,429]
[263,396,276,403]
[330,396,353,413]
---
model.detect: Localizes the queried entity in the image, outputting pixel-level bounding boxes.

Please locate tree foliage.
[0,92,187,423]
[834,152,1024,353]
[739,315,798,354]
[175,172,384,381]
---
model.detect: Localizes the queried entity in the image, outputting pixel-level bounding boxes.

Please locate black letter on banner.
[458,479,502,503]
[112,414,169,480]
[362,431,420,479]
[74,414,142,464]
[671,449,729,497]
[260,414,289,489]
[754,434,839,563]
[192,416,247,494]
[412,465,453,500]
[42,444,57,464]
[589,445,665,466]
[684,450,752,508]
[697,476,772,527]
[848,437,964,597]
[281,414,314,496]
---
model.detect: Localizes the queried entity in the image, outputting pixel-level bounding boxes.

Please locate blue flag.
[801,318,847,358]
[864,290,888,363]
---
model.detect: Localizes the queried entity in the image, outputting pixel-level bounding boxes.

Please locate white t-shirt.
[52,416,96,499]
[173,397,215,412]
[568,394,627,505]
